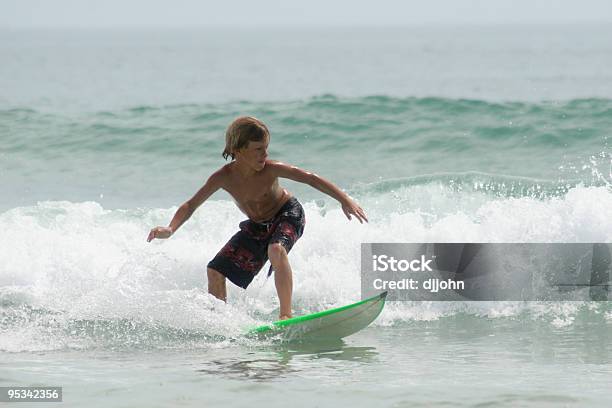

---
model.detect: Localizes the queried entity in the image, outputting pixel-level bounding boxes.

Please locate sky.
[2,0,612,28]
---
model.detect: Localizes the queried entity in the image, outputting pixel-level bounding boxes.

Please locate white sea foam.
[1,185,611,351]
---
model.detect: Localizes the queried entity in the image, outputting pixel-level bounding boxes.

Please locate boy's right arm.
[147,169,225,242]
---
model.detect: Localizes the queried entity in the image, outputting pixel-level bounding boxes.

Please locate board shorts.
[207,197,305,289]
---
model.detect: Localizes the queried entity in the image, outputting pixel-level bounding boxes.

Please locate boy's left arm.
[270,161,368,223]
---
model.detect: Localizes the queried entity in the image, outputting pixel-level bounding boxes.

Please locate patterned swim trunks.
[207,197,306,289]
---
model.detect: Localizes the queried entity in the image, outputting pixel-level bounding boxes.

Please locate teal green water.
[2,96,610,209]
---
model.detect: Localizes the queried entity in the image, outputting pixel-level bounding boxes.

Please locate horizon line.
[2,21,612,30]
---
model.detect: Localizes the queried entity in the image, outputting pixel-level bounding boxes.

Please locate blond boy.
[148,116,367,319]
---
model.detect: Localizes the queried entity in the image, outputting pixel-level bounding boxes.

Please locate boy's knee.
[267,243,287,262]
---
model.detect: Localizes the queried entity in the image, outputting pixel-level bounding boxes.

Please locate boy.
[147,116,367,320]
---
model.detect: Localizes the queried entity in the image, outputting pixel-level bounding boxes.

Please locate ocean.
[1,25,611,407]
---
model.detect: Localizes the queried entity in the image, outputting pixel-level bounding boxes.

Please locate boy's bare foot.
[279,314,292,321]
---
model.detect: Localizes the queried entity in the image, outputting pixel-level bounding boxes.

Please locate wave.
[1,184,611,351]
[350,171,612,200]
[2,95,609,200]
[2,95,611,152]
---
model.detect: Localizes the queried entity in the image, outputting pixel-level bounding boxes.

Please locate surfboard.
[247,291,387,341]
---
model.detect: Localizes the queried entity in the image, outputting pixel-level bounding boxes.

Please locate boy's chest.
[225,173,278,201]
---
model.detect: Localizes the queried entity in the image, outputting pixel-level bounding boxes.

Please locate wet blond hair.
[222,116,270,160]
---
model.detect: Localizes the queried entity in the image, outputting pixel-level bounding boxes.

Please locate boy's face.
[235,137,269,171]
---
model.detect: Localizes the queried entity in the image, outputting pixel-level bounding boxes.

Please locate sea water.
[1,26,611,407]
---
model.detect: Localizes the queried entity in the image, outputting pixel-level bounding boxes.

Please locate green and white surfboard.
[247,291,387,341]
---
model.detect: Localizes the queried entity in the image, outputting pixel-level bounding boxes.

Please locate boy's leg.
[268,243,293,319]
[207,267,227,302]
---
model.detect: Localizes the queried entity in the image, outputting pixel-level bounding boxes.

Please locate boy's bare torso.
[221,161,291,223]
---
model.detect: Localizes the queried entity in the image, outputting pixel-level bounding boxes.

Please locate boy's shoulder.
[207,164,232,184]
[219,163,233,173]
[265,160,292,170]
[264,160,290,176]
[266,160,303,174]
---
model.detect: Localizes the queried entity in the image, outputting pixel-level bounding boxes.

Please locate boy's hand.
[342,199,368,224]
[147,226,173,242]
